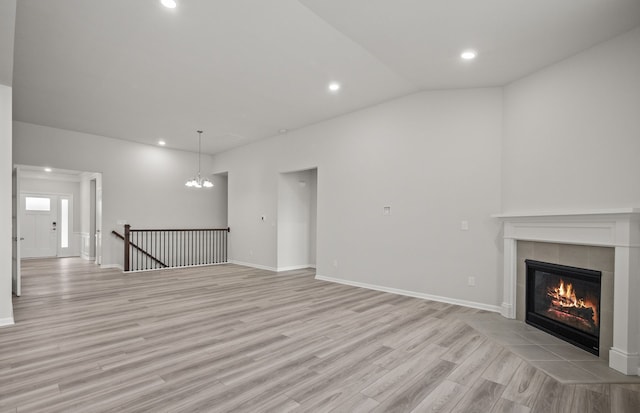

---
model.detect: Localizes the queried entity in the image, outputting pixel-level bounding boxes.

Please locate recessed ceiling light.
[461,50,477,60]
[158,140,166,146]
[278,129,288,134]
[328,82,341,92]
[161,0,177,9]
[44,168,52,172]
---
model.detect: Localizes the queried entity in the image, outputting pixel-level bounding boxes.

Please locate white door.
[12,168,21,296]
[21,194,58,258]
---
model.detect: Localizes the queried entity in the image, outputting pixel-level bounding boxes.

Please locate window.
[25,197,50,211]
[61,199,69,248]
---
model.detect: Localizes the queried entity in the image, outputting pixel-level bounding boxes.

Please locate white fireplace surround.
[494,208,640,376]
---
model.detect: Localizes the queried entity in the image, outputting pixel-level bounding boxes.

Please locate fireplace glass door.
[525,260,601,355]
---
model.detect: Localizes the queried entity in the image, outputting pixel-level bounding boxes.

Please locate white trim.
[99,263,123,271]
[315,274,502,313]
[19,170,82,182]
[0,317,15,327]
[229,260,277,272]
[79,232,93,260]
[277,264,315,272]
[502,238,517,319]
[609,347,640,376]
[492,208,640,218]
[15,164,88,182]
[495,209,640,376]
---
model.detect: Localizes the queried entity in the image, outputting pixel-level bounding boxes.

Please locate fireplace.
[496,209,640,375]
[525,259,602,355]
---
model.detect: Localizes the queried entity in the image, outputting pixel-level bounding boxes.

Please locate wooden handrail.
[111,230,125,240]
[111,230,168,269]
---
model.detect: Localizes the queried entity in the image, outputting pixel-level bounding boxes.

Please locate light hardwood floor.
[1,258,639,412]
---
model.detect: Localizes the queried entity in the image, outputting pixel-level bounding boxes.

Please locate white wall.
[503,27,640,211]
[214,89,503,309]
[0,0,16,87]
[0,0,15,326]
[13,122,228,268]
[0,84,13,325]
[277,169,317,270]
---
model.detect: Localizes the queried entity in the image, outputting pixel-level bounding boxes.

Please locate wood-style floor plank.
[0,258,638,412]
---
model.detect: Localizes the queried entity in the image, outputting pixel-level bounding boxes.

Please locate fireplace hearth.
[525,259,602,355]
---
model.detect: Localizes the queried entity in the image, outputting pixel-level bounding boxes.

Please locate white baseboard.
[609,347,640,376]
[0,317,15,327]
[315,274,502,314]
[100,263,124,271]
[277,264,315,272]
[229,260,277,272]
[501,302,515,319]
[81,252,95,261]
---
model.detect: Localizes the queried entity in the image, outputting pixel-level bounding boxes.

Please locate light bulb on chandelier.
[185,130,214,189]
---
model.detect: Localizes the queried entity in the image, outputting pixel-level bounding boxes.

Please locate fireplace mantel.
[494,209,640,375]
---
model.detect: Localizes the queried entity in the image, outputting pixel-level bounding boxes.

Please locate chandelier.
[185,130,214,188]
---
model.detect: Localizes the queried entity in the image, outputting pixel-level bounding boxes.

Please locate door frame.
[12,166,104,297]
[83,172,103,266]
[12,167,21,296]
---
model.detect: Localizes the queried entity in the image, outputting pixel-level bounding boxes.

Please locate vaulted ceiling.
[12,0,640,154]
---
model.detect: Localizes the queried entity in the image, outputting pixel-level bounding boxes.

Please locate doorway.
[277,168,318,271]
[12,165,103,297]
[212,172,229,227]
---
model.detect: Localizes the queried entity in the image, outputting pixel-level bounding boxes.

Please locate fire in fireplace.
[525,260,602,355]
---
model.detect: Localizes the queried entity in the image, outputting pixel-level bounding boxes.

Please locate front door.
[20,194,58,258]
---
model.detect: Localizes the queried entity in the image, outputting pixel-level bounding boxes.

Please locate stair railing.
[113,225,230,272]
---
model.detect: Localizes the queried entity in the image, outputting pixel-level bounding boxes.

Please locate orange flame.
[547,279,598,326]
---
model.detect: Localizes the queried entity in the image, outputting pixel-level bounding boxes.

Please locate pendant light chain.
[197,130,202,177]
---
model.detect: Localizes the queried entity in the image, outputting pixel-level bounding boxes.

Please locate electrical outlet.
[333,259,338,268]
[461,220,469,231]
[468,276,476,286]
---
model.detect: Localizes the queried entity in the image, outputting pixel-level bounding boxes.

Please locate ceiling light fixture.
[161,0,177,9]
[158,140,166,146]
[278,129,288,134]
[461,50,477,60]
[185,130,213,188]
[328,82,341,92]
[44,167,52,172]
